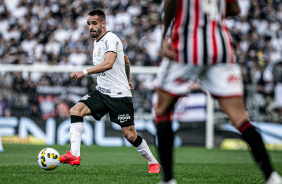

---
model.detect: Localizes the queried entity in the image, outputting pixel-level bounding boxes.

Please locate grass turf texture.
[0,144,281,184]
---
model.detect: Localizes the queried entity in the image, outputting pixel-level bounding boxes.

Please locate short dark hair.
[88,9,106,21]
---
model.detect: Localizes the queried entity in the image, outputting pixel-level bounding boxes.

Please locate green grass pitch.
[0,144,281,184]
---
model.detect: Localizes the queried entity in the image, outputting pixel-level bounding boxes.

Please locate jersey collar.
[96,31,110,42]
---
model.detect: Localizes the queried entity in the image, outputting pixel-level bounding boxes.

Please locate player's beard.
[91,28,102,38]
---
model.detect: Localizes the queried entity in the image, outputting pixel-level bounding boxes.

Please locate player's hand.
[70,71,85,80]
[129,81,134,90]
[161,38,177,61]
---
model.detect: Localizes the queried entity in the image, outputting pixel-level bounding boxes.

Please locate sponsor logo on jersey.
[97,72,106,76]
[97,86,111,94]
[227,75,241,84]
[118,114,131,123]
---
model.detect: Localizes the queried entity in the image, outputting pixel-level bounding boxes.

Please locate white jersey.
[92,31,132,97]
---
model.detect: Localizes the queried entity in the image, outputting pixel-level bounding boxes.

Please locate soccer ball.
[38,148,60,170]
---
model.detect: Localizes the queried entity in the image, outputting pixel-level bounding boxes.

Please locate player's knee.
[70,106,84,117]
[156,108,165,116]
[156,102,174,116]
[70,107,79,116]
[70,103,90,117]
[156,107,173,117]
[124,132,136,143]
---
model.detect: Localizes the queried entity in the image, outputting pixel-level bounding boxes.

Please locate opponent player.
[155,0,282,183]
[60,9,161,174]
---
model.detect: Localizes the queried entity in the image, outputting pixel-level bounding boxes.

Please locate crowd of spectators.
[0,0,162,66]
[227,0,282,122]
[0,0,282,123]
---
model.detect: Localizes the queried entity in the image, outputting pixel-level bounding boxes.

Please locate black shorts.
[78,90,134,127]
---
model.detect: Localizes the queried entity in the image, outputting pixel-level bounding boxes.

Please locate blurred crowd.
[0,0,282,122]
[227,0,282,122]
[0,0,162,66]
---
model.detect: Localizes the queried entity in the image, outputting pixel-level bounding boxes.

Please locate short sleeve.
[104,34,118,53]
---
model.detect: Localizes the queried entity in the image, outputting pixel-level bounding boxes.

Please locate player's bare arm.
[226,0,240,17]
[161,0,177,61]
[70,52,116,80]
[162,0,177,40]
[124,55,134,90]
[124,55,130,82]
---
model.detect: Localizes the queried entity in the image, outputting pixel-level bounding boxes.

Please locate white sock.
[70,123,83,157]
[136,139,158,164]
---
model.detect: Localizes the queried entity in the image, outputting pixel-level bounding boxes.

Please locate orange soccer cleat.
[60,150,81,166]
[148,163,161,174]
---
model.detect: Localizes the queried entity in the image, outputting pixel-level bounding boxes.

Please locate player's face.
[87,15,105,39]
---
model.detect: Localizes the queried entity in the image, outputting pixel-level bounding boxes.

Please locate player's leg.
[155,89,178,182]
[69,102,91,157]
[154,59,200,183]
[219,97,281,183]
[203,64,281,182]
[121,125,161,173]
[61,91,107,166]
[60,102,91,166]
[105,93,161,173]
[218,97,248,129]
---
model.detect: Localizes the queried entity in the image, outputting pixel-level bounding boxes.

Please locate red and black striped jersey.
[171,0,235,65]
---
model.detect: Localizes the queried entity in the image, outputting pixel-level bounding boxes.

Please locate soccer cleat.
[266,171,282,184]
[157,179,177,184]
[148,163,161,173]
[60,150,81,166]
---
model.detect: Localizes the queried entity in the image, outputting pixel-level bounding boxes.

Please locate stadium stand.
[0,0,282,125]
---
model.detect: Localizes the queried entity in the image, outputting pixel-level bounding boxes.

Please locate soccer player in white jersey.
[60,9,161,174]
[154,0,282,184]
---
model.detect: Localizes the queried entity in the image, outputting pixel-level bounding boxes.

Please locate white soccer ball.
[38,148,60,170]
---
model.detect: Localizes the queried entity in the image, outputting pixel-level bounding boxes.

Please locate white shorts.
[155,59,243,98]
